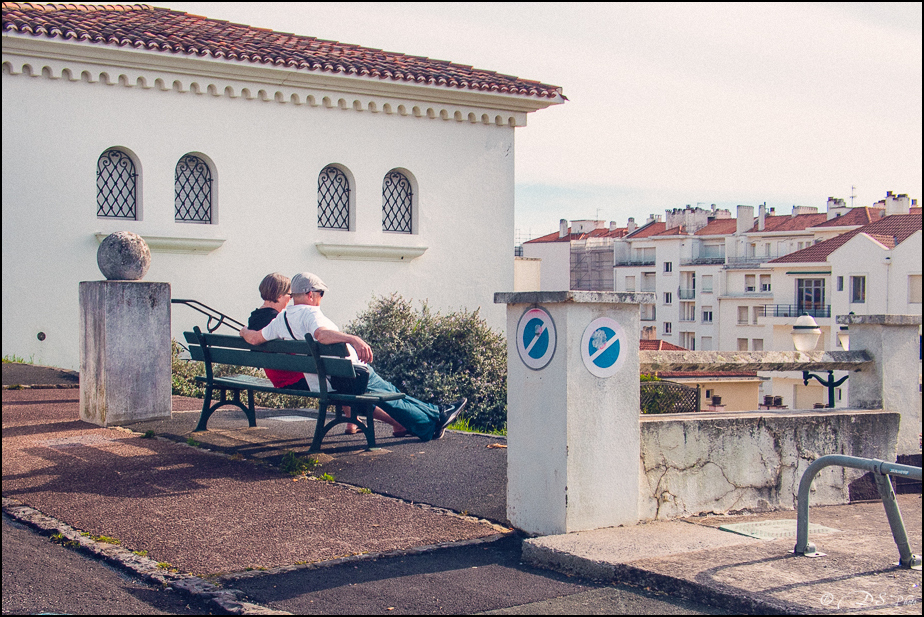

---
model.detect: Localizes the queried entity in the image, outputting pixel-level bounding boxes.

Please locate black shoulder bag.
[285,312,370,395]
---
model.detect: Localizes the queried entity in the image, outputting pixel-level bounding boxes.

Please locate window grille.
[318,166,350,230]
[382,171,413,233]
[175,155,212,223]
[97,149,137,219]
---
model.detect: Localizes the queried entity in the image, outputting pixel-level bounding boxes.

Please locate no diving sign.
[581,317,627,378]
[516,307,556,370]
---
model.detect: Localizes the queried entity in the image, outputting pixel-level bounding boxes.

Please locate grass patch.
[448,415,506,437]
[280,451,319,476]
[2,354,29,364]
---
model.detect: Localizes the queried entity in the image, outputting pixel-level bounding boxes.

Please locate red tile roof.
[694,218,738,236]
[625,221,667,239]
[525,227,627,243]
[748,213,828,233]
[639,340,687,351]
[810,207,884,228]
[769,213,922,264]
[1,3,564,99]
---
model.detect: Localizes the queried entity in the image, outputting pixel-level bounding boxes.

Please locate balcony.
[724,255,780,269]
[681,256,726,266]
[758,304,831,319]
[678,288,696,300]
[615,259,656,267]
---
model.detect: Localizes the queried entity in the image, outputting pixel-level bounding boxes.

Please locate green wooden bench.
[183,327,405,451]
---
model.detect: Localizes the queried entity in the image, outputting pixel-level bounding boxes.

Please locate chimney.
[758,203,766,231]
[627,217,637,233]
[559,219,569,239]
[609,221,620,232]
[883,192,911,215]
[736,205,754,235]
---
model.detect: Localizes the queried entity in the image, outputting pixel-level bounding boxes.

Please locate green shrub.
[344,294,507,433]
[170,339,313,410]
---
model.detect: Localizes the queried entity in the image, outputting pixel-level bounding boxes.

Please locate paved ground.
[2,362,922,614]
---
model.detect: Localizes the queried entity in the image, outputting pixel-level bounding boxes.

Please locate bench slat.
[199,375,406,402]
[185,331,349,357]
[201,346,357,378]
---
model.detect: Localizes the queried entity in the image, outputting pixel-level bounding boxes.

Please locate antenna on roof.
[850,185,856,208]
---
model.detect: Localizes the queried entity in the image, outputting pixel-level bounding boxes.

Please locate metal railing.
[794,455,922,569]
[172,299,245,334]
[615,259,656,267]
[678,289,696,300]
[758,304,831,319]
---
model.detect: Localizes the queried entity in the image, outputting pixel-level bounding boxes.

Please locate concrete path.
[2,363,921,614]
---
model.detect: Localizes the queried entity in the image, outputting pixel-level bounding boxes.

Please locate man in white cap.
[239,272,466,441]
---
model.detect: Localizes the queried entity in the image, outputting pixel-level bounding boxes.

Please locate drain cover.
[719,520,840,539]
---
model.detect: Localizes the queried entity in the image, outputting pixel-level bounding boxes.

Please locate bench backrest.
[183,328,356,394]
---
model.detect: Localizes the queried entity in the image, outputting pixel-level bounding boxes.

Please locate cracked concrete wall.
[638,410,899,520]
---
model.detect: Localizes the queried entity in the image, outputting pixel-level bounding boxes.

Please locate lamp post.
[791,314,847,408]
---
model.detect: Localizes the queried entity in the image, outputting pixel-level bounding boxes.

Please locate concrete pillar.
[79,281,172,426]
[841,314,922,455]
[495,291,652,535]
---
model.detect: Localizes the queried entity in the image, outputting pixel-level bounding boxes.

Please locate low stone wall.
[639,409,899,520]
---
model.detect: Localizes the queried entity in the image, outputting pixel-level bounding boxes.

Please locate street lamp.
[791,314,821,352]
[791,314,847,409]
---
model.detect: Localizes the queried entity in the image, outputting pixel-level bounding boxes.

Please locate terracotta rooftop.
[694,218,738,236]
[525,227,627,243]
[625,221,667,239]
[1,3,564,99]
[639,340,687,351]
[769,213,922,264]
[747,213,828,233]
[810,207,885,228]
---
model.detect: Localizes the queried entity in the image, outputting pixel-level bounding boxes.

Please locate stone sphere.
[97,231,151,280]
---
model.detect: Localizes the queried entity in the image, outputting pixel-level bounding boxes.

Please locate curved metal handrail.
[171,298,245,334]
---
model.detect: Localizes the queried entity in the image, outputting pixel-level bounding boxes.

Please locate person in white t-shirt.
[239,272,466,441]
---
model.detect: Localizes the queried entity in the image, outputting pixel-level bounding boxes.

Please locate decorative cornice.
[315,242,427,262]
[2,34,561,126]
[94,232,225,254]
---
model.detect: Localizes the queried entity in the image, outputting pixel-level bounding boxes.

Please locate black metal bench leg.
[244,389,257,427]
[195,386,215,431]
[309,402,330,452]
[356,402,377,451]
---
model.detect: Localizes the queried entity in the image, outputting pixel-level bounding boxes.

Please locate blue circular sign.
[581,317,627,378]
[516,307,556,370]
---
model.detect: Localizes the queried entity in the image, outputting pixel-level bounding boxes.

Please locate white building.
[2,4,564,369]
[525,194,920,409]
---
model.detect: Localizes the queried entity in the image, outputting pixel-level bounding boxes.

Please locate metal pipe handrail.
[171,298,246,334]
[794,454,922,569]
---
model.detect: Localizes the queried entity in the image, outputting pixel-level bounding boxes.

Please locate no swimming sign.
[516,307,556,370]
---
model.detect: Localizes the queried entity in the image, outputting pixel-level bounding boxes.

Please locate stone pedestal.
[79,281,172,426]
[495,291,652,535]
[840,314,922,455]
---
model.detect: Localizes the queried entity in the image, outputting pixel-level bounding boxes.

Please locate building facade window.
[318,166,350,230]
[382,170,413,233]
[97,148,137,219]
[737,306,749,325]
[175,154,212,223]
[850,276,866,304]
[664,292,672,305]
[702,308,713,323]
[910,275,922,304]
[797,278,826,313]
[737,338,749,351]
[663,322,672,335]
[663,261,673,273]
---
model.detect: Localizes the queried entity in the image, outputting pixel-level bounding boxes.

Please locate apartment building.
[526,193,920,408]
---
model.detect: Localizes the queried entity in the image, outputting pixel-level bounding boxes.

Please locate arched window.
[175,154,212,223]
[382,170,413,233]
[97,148,137,219]
[318,166,350,230]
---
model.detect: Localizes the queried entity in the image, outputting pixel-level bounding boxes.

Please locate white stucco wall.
[2,38,558,369]
[521,241,570,291]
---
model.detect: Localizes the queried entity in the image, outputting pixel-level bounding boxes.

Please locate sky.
[88,2,922,241]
